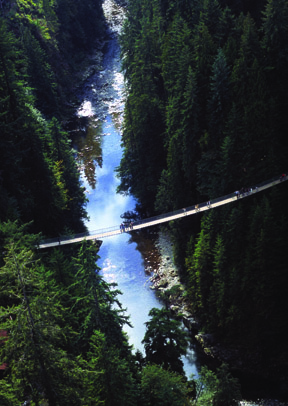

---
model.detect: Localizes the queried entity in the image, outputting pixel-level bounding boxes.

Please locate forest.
[1,0,288,403]
[117,0,288,399]
[0,0,239,403]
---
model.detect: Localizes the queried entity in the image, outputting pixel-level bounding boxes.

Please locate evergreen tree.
[180,66,200,195]
[118,0,288,389]
[262,0,288,170]
[117,0,166,212]
[140,363,191,406]
[86,331,137,406]
[197,47,231,197]
[0,222,79,404]
[0,19,30,221]
[22,27,59,117]
[142,307,189,375]
[195,364,241,405]
[186,215,213,322]
[69,241,131,356]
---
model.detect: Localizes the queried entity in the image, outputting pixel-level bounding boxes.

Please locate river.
[72,0,200,379]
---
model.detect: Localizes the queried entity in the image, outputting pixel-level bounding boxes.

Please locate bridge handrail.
[38,173,287,247]
[132,174,284,226]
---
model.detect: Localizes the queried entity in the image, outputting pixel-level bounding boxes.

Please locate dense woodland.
[1,0,288,403]
[0,0,106,235]
[0,0,243,404]
[117,0,288,398]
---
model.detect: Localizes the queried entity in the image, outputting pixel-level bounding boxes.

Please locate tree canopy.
[117,0,288,391]
[1,0,288,401]
[142,307,189,375]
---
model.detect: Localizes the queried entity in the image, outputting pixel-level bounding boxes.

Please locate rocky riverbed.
[149,230,198,328]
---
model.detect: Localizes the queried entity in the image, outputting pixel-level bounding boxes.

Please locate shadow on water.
[72,119,103,190]
[125,228,162,274]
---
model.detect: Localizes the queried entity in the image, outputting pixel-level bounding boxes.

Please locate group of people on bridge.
[120,221,134,233]
[234,187,253,199]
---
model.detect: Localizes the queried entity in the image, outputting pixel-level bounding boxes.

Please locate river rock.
[150,230,196,328]
[157,278,168,289]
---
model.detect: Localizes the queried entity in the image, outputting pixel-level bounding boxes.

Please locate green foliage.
[86,332,137,406]
[0,0,105,237]
[195,363,241,405]
[0,223,139,404]
[0,380,23,405]
[140,363,192,406]
[0,10,89,236]
[118,0,288,383]
[22,27,58,116]
[142,307,189,375]
[117,0,167,212]
[0,223,71,404]
[69,241,132,356]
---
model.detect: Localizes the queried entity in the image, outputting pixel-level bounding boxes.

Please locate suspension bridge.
[37,173,287,249]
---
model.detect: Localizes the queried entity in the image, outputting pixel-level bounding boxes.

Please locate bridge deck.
[37,174,287,249]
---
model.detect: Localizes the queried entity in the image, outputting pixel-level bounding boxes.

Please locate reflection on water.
[127,229,161,274]
[74,118,103,189]
[72,18,125,190]
[71,0,200,380]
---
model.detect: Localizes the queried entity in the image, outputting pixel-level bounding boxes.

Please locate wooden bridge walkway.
[37,174,287,249]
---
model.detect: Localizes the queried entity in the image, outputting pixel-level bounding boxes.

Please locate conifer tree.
[22,27,58,117]
[70,241,131,356]
[0,222,74,404]
[142,307,189,375]
[86,331,137,406]
[197,47,231,197]
[140,364,191,406]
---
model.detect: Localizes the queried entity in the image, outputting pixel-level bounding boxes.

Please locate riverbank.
[149,229,288,406]
[149,230,197,328]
